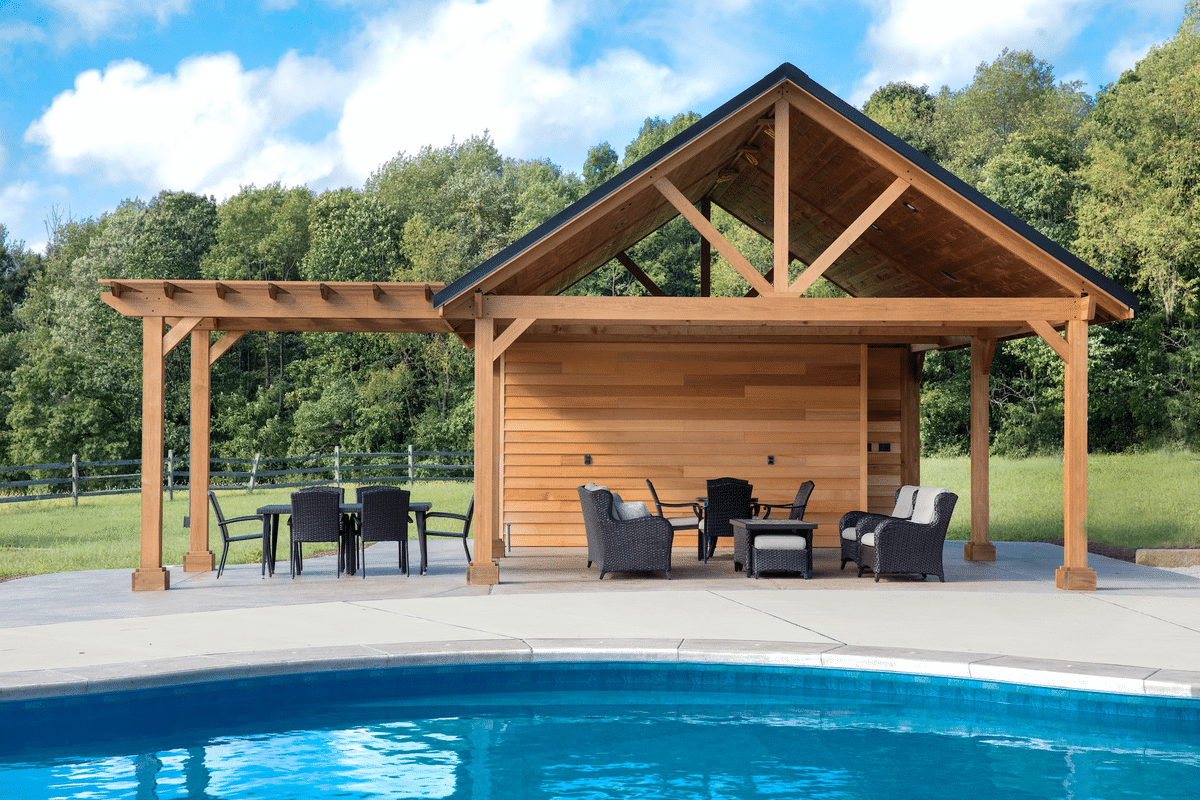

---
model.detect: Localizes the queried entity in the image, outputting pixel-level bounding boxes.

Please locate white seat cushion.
[613,500,650,520]
[841,526,857,541]
[892,485,919,518]
[860,531,876,547]
[667,515,700,529]
[909,487,947,525]
[753,534,808,550]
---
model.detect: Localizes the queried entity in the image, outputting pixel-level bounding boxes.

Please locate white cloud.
[25,0,714,201]
[46,0,192,40]
[1104,37,1159,77]
[24,52,349,199]
[852,0,1099,104]
[0,181,69,253]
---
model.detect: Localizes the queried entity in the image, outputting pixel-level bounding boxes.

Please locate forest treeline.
[2,6,1200,468]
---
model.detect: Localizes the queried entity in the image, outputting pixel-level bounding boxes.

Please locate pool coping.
[4,638,1199,704]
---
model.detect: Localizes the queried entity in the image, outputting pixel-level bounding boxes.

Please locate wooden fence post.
[166,449,175,501]
[408,444,414,487]
[334,445,341,486]
[249,453,261,493]
[72,454,79,506]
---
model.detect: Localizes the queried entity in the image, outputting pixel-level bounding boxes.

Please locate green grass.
[0,482,475,579]
[923,451,1200,549]
[4,453,1200,579]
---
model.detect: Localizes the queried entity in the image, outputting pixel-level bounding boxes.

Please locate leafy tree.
[582,142,619,191]
[862,82,941,160]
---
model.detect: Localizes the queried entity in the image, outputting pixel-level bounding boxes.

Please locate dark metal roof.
[434,62,1138,316]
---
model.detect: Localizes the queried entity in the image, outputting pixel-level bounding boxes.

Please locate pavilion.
[102,63,1138,592]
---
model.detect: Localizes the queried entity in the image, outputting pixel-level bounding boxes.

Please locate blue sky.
[0,0,1188,252]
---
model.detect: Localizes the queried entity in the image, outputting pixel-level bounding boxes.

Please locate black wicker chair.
[857,488,958,582]
[288,489,344,578]
[208,490,261,578]
[421,496,474,572]
[700,477,753,563]
[839,484,918,572]
[735,480,813,573]
[577,485,674,579]
[356,487,410,577]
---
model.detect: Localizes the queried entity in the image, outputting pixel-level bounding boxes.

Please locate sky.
[0,0,1189,253]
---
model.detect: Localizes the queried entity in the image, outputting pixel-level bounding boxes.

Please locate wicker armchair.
[700,477,754,563]
[577,484,674,579]
[839,485,919,572]
[856,488,958,582]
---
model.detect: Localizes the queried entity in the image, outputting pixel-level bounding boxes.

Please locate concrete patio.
[2,540,1199,702]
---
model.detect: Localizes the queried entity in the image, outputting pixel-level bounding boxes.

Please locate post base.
[183,550,215,572]
[131,567,170,591]
[963,541,996,562]
[467,560,500,585]
[1055,566,1097,591]
[492,536,506,558]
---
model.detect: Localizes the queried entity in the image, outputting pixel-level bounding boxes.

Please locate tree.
[862,82,941,160]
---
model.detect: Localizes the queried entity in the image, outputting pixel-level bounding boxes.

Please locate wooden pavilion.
[102,63,1137,592]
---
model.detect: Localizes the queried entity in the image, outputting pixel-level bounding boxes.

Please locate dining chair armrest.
[224,513,263,526]
[755,502,804,520]
[425,511,468,524]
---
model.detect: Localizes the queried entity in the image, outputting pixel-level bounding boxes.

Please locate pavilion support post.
[773,96,790,294]
[965,337,997,561]
[132,316,169,591]
[900,350,923,487]
[700,198,711,297]
[859,344,869,510]
[469,314,500,584]
[1057,316,1096,590]
[183,329,215,571]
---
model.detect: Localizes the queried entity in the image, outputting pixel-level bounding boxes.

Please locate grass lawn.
[0,482,475,579]
[923,451,1200,549]
[3,453,1199,579]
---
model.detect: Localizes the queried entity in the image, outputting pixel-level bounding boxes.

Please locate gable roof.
[434,63,1137,331]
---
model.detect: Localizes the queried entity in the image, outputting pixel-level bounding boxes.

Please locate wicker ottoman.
[752,533,813,579]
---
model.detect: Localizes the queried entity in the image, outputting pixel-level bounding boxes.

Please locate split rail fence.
[0,447,473,505]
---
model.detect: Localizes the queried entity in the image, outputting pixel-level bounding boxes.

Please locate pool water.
[2,662,1198,799]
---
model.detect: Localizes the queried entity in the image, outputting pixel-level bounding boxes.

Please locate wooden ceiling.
[434,64,1137,344]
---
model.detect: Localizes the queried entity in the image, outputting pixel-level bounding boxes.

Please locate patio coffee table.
[730,518,817,579]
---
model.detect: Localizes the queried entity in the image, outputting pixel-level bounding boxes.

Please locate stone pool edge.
[3,638,1199,703]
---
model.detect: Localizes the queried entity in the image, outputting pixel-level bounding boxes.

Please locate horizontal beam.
[481,295,1084,326]
[101,280,447,325]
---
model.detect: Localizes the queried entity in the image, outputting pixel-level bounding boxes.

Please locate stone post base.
[467,561,500,585]
[183,550,215,572]
[131,567,170,591]
[963,541,996,561]
[1055,566,1097,591]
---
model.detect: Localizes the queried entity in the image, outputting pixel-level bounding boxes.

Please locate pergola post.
[900,350,923,486]
[469,313,500,584]
[183,329,215,571]
[132,316,169,591]
[965,337,997,561]
[1057,316,1095,590]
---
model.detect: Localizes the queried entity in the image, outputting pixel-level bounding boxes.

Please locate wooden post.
[773,96,790,294]
[184,329,214,572]
[469,314,500,584]
[71,453,79,506]
[859,344,869,510]
[700,198,711,297]
[965,337,997,561]
[900,351,923,487]
[132,316,169,591]
[1057,316,1096,590]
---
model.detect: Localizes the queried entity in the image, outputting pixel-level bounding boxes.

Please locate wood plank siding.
[502,341,907,549]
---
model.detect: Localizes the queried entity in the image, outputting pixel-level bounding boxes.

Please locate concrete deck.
[2,541,1199,702]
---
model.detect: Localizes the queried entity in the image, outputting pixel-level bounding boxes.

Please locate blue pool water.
[2,661,1199,799]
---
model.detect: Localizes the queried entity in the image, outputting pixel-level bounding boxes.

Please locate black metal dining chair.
[357,487,410,577]
[422,495,474,566]
[208,490,261,578]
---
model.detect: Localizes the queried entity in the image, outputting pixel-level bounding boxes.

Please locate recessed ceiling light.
[870,224,882,232]
[941,270,958,282]
[904,202,919,212]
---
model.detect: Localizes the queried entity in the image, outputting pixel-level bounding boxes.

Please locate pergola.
[103,63,1137,592]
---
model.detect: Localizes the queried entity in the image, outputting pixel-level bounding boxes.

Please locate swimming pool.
[3,661,1199,799]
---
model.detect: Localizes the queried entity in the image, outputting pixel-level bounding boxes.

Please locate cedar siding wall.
[503,341,907,549]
